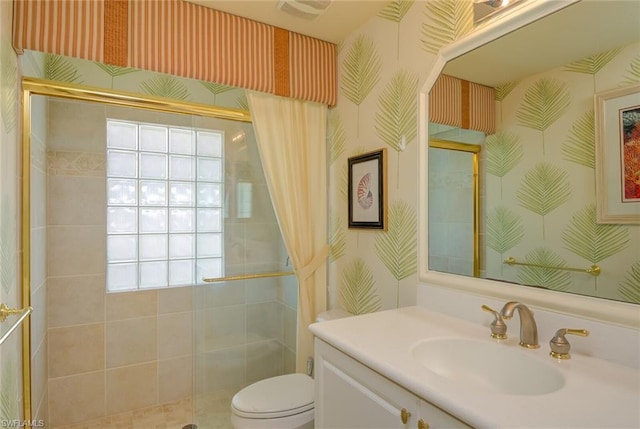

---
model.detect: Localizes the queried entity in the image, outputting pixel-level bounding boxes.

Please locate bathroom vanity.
[309,304,640,429]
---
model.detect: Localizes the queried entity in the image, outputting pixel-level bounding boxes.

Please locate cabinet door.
[316,340,418,429]
[417,399,472,429]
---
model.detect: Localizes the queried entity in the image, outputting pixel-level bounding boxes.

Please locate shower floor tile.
[59,397,195,429]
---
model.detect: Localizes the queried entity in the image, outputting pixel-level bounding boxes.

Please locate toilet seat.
[231,373,314,419]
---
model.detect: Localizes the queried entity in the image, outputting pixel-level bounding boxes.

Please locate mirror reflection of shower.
[428,124,484,278]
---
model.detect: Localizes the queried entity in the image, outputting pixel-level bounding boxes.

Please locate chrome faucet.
[500,301,539,349]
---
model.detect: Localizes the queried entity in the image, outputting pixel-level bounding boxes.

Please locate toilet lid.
[231,374,314,419]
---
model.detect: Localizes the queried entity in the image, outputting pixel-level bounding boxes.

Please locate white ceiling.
[186,0,390,44]
[443,1,640,87]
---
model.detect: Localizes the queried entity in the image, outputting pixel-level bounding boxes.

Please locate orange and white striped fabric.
[13,0,105,61]
[429,74,495,135]
[12,0,337,106]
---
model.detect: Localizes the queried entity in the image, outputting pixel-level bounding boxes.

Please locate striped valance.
[13,0,337,106]
[429,74,495,134]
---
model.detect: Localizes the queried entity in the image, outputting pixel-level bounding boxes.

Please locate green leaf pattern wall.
[486,41,640,303]
[329,0,640,310]
[330,0,477,312]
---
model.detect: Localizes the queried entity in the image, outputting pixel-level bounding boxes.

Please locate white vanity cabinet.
[315,339,470,429]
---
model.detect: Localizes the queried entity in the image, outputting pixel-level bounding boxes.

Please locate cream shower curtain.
[246,91,329,372]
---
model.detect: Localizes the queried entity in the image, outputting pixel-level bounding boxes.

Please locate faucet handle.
[481,305,507,340]
[549,328,589,359]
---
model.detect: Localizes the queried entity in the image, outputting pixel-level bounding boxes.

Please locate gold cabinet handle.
[401,408,412,424]
[418,419,430,429]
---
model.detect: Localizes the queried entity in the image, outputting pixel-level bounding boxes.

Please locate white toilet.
[230,308,352,429]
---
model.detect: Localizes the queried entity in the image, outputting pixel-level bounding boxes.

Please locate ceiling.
[443,1,640,87]
[186,0,390,44]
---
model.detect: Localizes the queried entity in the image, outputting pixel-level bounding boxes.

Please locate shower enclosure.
[24,79,297,428]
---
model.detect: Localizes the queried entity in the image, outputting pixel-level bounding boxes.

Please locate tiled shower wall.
[44,97,296,427]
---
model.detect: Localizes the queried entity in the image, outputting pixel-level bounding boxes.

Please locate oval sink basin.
[411,337,565,396]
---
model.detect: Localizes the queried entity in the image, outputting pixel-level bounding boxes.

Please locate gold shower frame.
[428,139,481,278]
[20,77,257,424]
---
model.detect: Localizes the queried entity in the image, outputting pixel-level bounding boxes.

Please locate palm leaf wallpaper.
[236,94,249,111]
[516,162,571,237]
[378,0,415,58]
[375,200,417,281]
[494,81,518,102]
[0,204,16,295]
[485,131,523,178]
[421,0,474,55]
[516,247,572,292]
[44,53,82,83]
[486,206,524,255]
[0,358,19,422]
[0,42,17,132]
[516,78,570,133]
[341,34,382,108]
[329,109,346,165]
[623,55,640,85]
[200,81,235,103]
[562,109,595,169]
[340,258,381,315]
[140,75,189,100]
[378,0,414,22]
[375,69,419,152]
[329,211,346,262]
[562,204,629,264]
[618,261,640,303]
[95,63,139,78]
[564,48,622,75]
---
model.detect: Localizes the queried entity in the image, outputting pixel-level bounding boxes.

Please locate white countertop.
[309,306,640,429]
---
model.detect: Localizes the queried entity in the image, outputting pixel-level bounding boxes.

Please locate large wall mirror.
[420,0,640,325]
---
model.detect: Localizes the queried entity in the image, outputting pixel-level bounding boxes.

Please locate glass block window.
[106,120,224,292]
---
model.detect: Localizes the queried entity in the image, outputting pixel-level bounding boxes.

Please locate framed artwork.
[348,149,387,230]
[595,84,640,224]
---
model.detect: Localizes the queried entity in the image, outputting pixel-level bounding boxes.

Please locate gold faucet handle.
[481,305,507,339]
[549,328,589,359]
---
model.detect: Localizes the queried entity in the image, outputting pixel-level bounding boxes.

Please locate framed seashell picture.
[348,148,387,229]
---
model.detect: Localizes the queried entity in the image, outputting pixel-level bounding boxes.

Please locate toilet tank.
[315,308,352,323]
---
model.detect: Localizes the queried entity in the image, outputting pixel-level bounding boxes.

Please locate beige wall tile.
[31,166,47,228]
[47,175,106,226]
[48,371,105,427]
[30,279,47,351]
[195,347,244,395]
[48,275,105,328]
[47,226,106,277]
[48,98,106,153]
[106,362,158,415]
[106,316,157,368]
[245,277,277,303]
[31,338,48,420]
[246,340,283,385]
[106,289,157,320]
[246,302,282,343]
[159,356,193,404]
[34,389,48,427]
[194,281,244,310]
[283,305,296,351]
[158,312,192,360]
[158,286,193,314]
[197,305,245,352]
[49,323,104,378]
[30,227,47,288]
